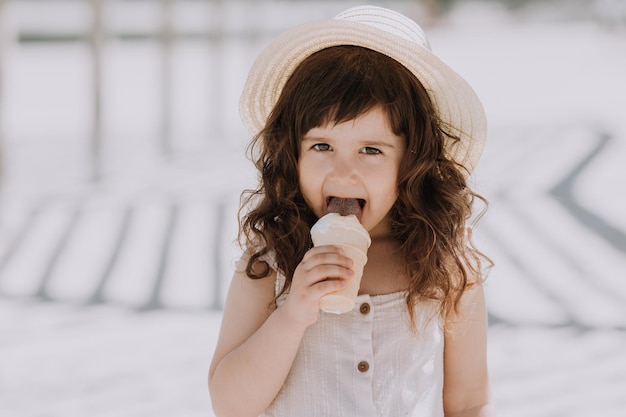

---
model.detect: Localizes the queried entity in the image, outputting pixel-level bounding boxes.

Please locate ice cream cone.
[311,213,371,314]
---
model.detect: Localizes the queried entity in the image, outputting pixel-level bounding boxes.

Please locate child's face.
[298,106,405,238]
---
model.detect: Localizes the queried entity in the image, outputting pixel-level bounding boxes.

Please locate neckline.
[355,290,407,302]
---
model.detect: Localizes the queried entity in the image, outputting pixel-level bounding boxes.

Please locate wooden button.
[357,361,369,373]
[359,303,371,315]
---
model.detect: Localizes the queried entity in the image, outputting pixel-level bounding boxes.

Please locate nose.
[329,153,358,183]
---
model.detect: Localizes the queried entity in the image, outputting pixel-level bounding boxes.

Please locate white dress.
[261,272,444,417]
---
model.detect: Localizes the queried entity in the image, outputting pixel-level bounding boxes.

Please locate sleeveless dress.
[260,271,445,417]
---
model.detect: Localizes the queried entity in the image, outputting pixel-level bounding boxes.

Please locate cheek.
[370,165,400,192]
[368,170,400,211]
[297,161,320,204]
[378,185,399,210]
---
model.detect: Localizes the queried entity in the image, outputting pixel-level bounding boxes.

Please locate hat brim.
[240,19,487,174]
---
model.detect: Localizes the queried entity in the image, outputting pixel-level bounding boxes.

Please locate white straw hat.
[240,5,487,174]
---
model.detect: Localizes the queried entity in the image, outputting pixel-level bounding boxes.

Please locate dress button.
[359,303,371,315]
[357,361,369,373]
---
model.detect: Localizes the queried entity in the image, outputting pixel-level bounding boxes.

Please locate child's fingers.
[312,276,349,297]
[288,272,349,308]
[300,246,353,270]
[297,260,354,289]
[293,263,352,289]
[291,251,354,298]
[282,247,357,327]
[301,244,342,258]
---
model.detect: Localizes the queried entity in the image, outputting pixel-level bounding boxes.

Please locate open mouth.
[326,197,365,220]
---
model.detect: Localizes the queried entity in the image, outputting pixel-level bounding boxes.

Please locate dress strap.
[275,272,286,298]
[258,248,284,298]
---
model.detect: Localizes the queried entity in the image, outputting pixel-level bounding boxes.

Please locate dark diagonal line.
[480,223,577,327]
[500,197,626,305]
[140,203,179,311]
[0,206,43,286]
[88,206,133,305]
[35,206,82,301]
[550,131,626,254]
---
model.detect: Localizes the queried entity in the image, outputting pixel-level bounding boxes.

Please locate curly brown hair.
[239,45,490,320]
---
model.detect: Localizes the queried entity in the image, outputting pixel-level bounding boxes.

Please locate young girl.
[209,6,494,417]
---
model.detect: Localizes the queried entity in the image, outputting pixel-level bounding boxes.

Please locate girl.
[209,6,494,417]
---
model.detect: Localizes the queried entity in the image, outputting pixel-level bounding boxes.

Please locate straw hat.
[239,5,487,174]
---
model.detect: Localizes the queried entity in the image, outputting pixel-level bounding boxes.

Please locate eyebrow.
[301,136,397,148]
[360,140,397,149]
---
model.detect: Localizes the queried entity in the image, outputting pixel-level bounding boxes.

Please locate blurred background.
[0,0,625,416]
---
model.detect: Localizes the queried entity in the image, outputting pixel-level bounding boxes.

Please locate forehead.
[303,106,403,145]
[280,46,412,136]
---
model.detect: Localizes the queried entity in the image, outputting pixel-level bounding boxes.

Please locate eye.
[361,146,382,155]
[312,143,332,151]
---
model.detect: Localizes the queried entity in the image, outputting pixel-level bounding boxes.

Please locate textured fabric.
[261,273,444,417]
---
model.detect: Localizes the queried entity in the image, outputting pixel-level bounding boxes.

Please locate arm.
[443,283,496,417]
[208,247,352,417]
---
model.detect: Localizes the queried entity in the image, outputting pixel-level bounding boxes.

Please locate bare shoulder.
[209,254,277,379]
[443,283,495,416]
[446,282,488,331]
